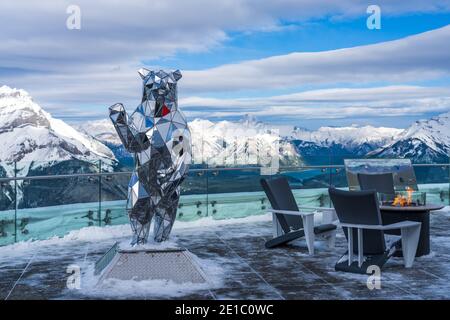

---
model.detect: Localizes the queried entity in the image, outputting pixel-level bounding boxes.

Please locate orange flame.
[392,187,413,207]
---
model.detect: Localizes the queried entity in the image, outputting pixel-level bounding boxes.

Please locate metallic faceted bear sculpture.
[109,69,191,245]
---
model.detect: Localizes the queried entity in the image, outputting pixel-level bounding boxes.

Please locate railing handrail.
[0,163,449,182]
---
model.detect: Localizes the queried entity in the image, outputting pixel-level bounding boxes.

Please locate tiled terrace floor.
[1,209,450,300]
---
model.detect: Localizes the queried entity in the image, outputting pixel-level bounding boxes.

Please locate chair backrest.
[358,173,395,195]
[328,188,386,254]
[260,177,303,232]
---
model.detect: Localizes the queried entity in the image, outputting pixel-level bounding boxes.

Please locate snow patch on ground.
[0,213,273,255]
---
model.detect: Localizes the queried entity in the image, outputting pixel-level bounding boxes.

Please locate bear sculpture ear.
[138,68,151,80]
[171,69,182,82]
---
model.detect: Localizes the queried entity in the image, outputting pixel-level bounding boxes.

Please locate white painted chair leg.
[357,228,364,267]
[272,213,283,238]
[400,225,421,268]
[347,227,353,266]
[327,231,336,249]
[302,214,315,255]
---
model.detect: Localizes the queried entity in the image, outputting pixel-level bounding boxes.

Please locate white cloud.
[181,86,450,119]
[2,24,449,116]
[183,26,450,92]
[0,0,449,119]
[1,0,449,73]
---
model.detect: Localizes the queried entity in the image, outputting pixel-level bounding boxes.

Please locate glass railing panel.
[294,153,335,166]
[330,167,347,189]
[207,167,262,194]
[177,167,209,222]
[280,166,331,189]
[1,161,447,246]
[17,175,101,242]
[203,165,337,221]
[208,166,270,219]
[205,191,268,220]
[0,162,17,245]
[206,167,267,220]
[0,180,16,246]
[278,166,332,208]
[99,172,130,227]
[414,164,449,206]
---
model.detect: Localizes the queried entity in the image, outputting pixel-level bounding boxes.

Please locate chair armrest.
[380,221,421,230]
[298,207,338,225]
[341,221,421,269]
[340,220,421,231]
[267,209,315,217]
[297,206,335,212]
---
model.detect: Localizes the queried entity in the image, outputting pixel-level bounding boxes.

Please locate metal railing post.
[329,152,333,208]
[14,161,17,243]
[2,163,450,184]
[206,164,209,217]
[98,160,102,226]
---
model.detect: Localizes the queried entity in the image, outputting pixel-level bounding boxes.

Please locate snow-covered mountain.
[289,125,403,164]
[370,112,450,163]
[76,118,119,146]
[291,125,403,155]
[77,111,450,167]
[0,85,116,177]
[78,115,303,167]
[188,117,302,166]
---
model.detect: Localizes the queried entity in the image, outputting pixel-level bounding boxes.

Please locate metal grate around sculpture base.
[97,247,207,284]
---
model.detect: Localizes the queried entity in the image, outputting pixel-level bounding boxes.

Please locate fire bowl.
[379,190,426,207]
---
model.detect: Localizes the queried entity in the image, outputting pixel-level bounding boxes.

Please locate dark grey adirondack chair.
[357,172,395,195]
[328,188,421,274]
[260,177,337,254]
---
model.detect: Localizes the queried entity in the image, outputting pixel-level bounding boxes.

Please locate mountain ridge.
[3,85,449,172]
[369,112,450,163]
[78,116,303,167]
[0,85,117,177]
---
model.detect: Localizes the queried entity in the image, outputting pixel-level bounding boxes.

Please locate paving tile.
[221,271,265,289]
[0,281,14,300]
[393,280,450,300]
[276,283,341,300]
[6,280,67,300]
[212,284,283,300]
[259,268,327,287]
[334,282,420,300]
[0,267,24,284]
[0,260,31,270]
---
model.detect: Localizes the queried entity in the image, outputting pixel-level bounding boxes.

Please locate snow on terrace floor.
[1,209,450,300]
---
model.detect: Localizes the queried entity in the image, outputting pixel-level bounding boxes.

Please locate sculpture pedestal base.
[95,242,207,284]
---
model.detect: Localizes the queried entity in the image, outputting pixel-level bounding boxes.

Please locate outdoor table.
[380,204,445,257]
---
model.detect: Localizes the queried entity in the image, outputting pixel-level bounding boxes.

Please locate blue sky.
[0,0,450,130]
[155,13,450,70]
